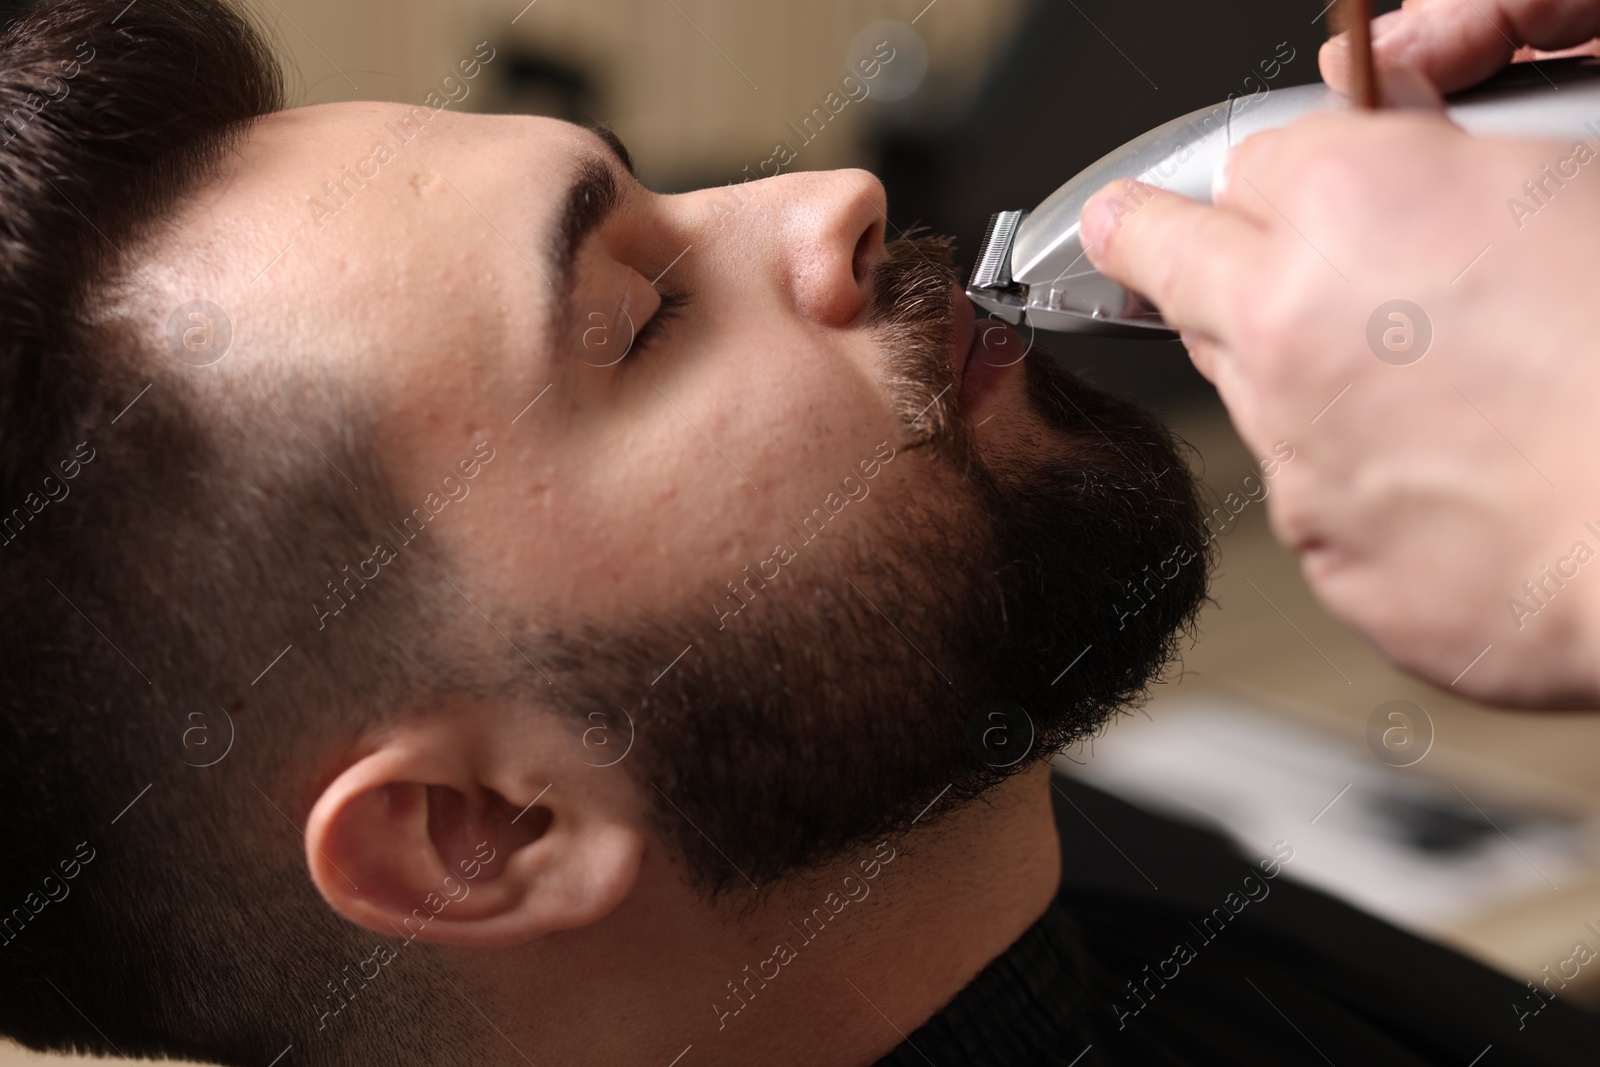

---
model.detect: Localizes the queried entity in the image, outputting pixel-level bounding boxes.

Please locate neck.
[469,762,1063,1066]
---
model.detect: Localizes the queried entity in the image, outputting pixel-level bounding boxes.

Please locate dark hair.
[0,1,482,1061]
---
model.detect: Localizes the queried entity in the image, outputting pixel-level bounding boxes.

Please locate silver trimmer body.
[966,57,1600,337]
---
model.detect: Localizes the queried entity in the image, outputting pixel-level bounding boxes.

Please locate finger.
[1177,330,1219,383]
[1523,39,1600,60]
[1079,181,1269,342]
[1176,331,1257,430]
[1377,63,1446,109]
[1321,9,1409,93]
[1370,0,1600,93]
[1174,335,1272,484]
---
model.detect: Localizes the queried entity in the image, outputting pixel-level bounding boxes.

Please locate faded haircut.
[0,1,491,1062]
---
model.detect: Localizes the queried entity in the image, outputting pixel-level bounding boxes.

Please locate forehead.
[209,101,589,297]
[168,102,592,418]
[230,101,590,203]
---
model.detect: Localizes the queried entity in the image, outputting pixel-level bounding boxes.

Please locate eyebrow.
[549,126,634,303]
[592,125,635,178]
[541,127,635,382]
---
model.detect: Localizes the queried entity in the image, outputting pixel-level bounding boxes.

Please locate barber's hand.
[1079,113,1600,708]
[1320,0,1600,94]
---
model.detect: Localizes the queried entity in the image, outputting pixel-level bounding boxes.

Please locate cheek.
[471,325,895,618]
[689,323,891,515]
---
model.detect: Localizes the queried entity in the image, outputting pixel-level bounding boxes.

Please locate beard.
[531,237,1211,899]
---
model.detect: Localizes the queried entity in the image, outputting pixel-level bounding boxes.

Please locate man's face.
[177,102,1205,893]
[202,103,1044,621]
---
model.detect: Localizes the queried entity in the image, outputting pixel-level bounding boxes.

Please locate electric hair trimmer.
[966,57,1600,337]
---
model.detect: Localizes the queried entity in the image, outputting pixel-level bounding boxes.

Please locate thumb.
[1320,10,1409,94]
[1378,63,1446,109]
[1080,180,1265,343]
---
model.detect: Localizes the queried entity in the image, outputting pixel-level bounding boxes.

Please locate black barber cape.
[876,774,1600,1066]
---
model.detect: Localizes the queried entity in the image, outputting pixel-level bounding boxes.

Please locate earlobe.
[303,718,647,948]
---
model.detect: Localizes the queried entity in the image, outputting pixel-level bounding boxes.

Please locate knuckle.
[1217,132,1275,207]
[1266,482,1322,554]
[1233,286,1299,365]
[1294,150,1364,221]
[1230,127,1281,173]
[1216,270,1261,344]
[1519,0,1566,33]
[1145,223,1192,301]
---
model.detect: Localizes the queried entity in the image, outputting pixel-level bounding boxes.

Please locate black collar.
[874,894,1092,1066]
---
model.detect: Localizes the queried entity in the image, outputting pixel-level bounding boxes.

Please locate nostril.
[852,219,883,285]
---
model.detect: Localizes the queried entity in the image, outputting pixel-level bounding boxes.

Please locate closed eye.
[630,290,688,358]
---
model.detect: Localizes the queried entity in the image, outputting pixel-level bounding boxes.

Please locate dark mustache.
[868,236,961,451]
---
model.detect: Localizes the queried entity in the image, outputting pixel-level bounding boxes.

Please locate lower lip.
[958,318,1025,413]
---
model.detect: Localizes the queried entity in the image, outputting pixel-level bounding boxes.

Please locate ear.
[304,712,646,947]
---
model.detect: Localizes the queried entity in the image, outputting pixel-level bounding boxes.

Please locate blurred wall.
[240,0,1030,188]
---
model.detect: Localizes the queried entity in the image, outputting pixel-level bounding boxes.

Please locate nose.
[763,168,888,327]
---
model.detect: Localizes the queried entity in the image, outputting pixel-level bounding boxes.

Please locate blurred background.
[10,0,1600,1060]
